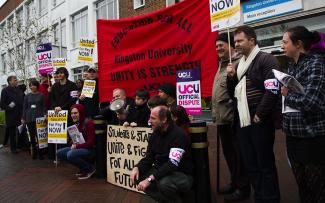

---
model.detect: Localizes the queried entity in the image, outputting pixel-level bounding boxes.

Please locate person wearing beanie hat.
[212,32,250,201]
[158,83,177,107]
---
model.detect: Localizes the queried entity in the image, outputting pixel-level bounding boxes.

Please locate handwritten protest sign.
[81,80,96,98]
[78,38,95,62]
[53,58,67,68]
[47,110,68,144]
[36,43,54,74]
[177,68,202,115]
[36,117,48,149]
[107,125,152,192]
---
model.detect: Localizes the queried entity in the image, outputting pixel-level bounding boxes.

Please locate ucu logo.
[38,53,52,60]
[178,72,191,78]
[178,84,200,94]
[37,45,45,51]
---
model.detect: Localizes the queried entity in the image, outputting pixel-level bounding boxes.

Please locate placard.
[47,110,68,144]
[36,117,48,149]
[81,80,96,98]
[107,125,152,192]
[53,58,67,68]
[177,68,202,115]
[78,38,95,62]
[36,43,54,74]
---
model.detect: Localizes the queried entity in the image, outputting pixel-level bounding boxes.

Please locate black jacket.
[0,86,24,127]
[50,80,78,110]
[80,79,100,118]
[227,51,280,121]
[136,124,193,180]
[126,103,150,127]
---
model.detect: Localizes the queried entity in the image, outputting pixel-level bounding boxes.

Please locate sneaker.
[78,169,96,180]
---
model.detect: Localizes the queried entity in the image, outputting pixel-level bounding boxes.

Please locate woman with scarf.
[281,26,325,202]
[56,104,96,180]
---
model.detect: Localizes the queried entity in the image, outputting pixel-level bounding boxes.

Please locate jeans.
[236,121,280,203]
[57,147,93,173]
[141,170,193,202]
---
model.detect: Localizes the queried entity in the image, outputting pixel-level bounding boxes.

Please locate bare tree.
[0,4,54,85]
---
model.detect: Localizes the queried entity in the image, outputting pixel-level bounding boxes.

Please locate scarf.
[235,45,260,128]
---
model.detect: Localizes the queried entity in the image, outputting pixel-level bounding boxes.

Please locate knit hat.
[159,83,176,98]
[311,32,325,50]
[217,32,235,48]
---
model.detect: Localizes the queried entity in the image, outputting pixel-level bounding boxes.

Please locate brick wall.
[119,0,166,19]
[0,0,24,23]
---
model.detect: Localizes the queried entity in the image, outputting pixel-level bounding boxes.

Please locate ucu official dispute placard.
[36,43,54,74]
[176,68,202,115]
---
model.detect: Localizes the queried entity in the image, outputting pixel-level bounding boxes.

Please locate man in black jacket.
[227,25,281,202]
[131,106,193,202]
[0,76,24,153]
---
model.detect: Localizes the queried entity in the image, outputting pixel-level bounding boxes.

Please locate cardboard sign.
[53,58,67,68]
[177,68,202,115]
[36,117,48,149]
[78,38,95,62]
[97,0,218,102]
[47,110,68,144]
[36,43,54,74]
[81,80,96,98]
[107,125,152,192]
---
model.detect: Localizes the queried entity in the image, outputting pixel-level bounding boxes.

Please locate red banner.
[97,0,218,102]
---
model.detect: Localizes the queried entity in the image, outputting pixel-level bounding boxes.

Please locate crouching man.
[131,106,193,203]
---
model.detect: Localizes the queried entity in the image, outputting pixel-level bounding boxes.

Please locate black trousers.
[5,126,17,152]
[218,124,250,190]
[236,121,280,203]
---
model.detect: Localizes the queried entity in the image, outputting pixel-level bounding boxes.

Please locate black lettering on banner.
[133,145,146,157]
[136,130,150,142]
[127,144,132,155]
[157,14,173,24]
[109,157,121,168]
[137,68,147,79]
[114,171,136,188]
[111,70,135,82]
[107,141,125,154]
[123,158,136,170]
[177,17,192,33]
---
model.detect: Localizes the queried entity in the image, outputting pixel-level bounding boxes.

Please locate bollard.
[189,121,211,203]
[93,115,107,178]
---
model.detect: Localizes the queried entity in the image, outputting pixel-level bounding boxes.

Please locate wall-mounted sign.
[243,0,303,23]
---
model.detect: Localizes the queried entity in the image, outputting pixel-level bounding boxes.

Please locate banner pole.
[227,28,232,63]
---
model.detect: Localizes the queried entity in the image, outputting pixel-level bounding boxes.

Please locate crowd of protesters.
[0,25,324,203]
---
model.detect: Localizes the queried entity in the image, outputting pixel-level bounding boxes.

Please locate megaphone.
[109,98,126,114]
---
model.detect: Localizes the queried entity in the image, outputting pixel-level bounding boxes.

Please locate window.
[96,0,118,20]
[1,53,6,73]
[166,0,181,7]
[52,0,64,7]
[26,38,36,64]
[39,0,48,16]
[53,23,59,45]
[72,66,89,81]
[26,1,35,25]
[134,0,145,9]
[71,9,88,47]
[7,16,14,36]
[8,49,14,70]
[16,9,23,27]
[61,20,66,47]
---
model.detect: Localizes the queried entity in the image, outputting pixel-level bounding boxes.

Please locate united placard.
[47,110,68,144]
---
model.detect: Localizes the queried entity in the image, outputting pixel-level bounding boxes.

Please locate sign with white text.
[177,68,202,115]
[243,0,303,23]
[36,117,48,149]
[107,125,152,193]
[36,43,54,74]
[47,110,68,144]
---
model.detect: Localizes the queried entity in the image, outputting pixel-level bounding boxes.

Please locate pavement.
[0,127,299,203]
